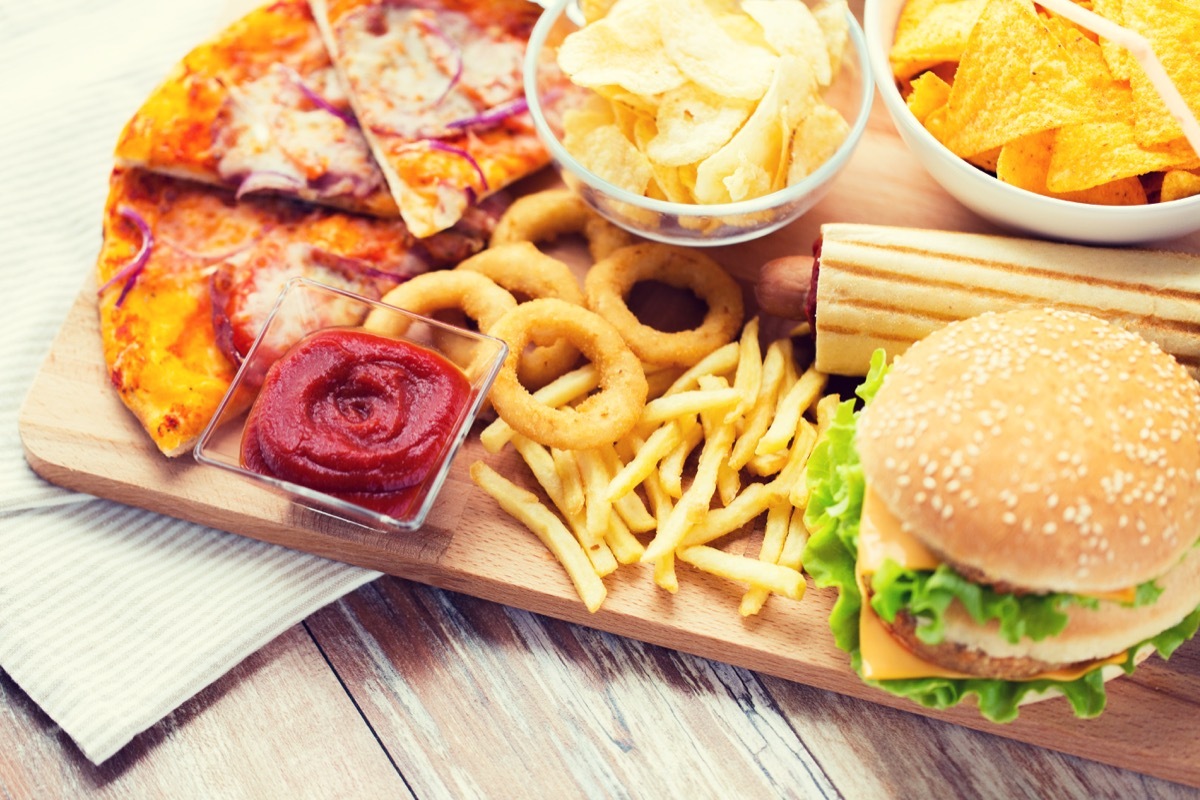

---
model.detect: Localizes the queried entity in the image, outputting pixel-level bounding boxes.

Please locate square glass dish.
[194,277,507,532]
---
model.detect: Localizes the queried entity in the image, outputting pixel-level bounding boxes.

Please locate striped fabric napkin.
[0,0,380,763]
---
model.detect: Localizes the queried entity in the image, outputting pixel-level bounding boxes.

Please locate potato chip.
[905,71,952,123]
[556,2,686,97]
[572,123,654,195]
[742,0,832,86]
[1124,0,1200,148]
[786,105,850,184]
[646,83,753,167]
[693,56,818,203]
[657,0,778,102]
[812,0,851,78]
[890,0,988,81]
[946,0,1106,158]
[1161,169,1200,202]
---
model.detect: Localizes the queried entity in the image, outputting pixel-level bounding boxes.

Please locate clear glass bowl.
[194,277,507,531]
[523,0,874,247]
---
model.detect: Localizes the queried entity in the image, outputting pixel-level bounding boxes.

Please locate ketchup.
[241,328,471,519]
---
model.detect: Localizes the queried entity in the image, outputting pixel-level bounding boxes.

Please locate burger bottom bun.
[1011,647,1155,709]
[926,543,1200,672]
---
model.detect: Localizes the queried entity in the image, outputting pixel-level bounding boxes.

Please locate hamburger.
[802,307,1200,721]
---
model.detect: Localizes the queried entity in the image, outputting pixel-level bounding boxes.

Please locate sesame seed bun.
[857,307,1200,596]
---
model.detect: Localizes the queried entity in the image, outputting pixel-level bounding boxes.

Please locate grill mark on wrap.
[817,240,1200,369]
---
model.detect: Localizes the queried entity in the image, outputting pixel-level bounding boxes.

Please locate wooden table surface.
[6,1,1200,797]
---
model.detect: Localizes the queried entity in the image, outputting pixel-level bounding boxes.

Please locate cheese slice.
[855,485,1129,683]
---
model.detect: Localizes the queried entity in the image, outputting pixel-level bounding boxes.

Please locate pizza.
[96,168,503,457]
[309,0,555,237]
[114,0,397,217]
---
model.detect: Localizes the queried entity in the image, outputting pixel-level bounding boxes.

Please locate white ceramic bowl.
[524,0,874,247]
[864,0,1200,245]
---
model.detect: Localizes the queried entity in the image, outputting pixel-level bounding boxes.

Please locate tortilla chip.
[999,129,1146,204]
[942,0,1100,158]
[1161,169,1200,202]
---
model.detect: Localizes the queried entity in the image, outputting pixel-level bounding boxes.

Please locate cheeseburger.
[803,307,1200,721]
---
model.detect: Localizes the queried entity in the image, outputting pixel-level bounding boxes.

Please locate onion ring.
[457,242,585,388]
[489,188,635,263]
[584,243,745,367]
[366,270,517,336]
[487,298,648,450]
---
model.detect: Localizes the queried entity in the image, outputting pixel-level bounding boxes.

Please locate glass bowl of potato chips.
[524,0,873,247]
[865,0,1200,245]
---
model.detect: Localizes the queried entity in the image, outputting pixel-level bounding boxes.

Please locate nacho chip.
[942,0,1102,158]
[1048,111,1200,193]
[1161,169,1200,202]
[1123,0,1200,148]
[998,128,1146,204]
[1092,0,1131,80]
[906,71,952,123]
[891,0,987,80]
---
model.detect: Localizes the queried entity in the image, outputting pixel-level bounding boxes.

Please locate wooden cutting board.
[19,104,1200,787]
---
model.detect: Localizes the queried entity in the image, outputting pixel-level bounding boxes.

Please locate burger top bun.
[856,307,1200,595]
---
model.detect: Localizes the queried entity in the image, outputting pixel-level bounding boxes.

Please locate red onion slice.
[427,141,489,191]
[236,170,305,200]
[415,16,463,108]
[279,65,359,128]
[97,206,153,308]
[444,96,529,132]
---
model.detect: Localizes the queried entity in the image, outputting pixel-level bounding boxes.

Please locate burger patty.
[886,608,1102,681]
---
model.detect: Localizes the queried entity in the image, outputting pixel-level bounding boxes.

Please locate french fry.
[512,435,618,576]
[659,415,703,497]
[470,461,607,612]
[769,418,818,500]
[575,447,614,547]
[479,364,601,453]
[739,501,792,616]
[662,341,740,396]
[605,420,685,502]
[605,511,646,565]
[639,387,741,427]
[642,416,736,562]
[676,545,806,601]
[728,316,763,422]
[681,481,775,546]
[815,392,842,437]
[729,338,789,469]
[598,444,656,532]
[755,366,828,456]
[778,505,810,571]
[552,446,586,517]
[640,456,680,593]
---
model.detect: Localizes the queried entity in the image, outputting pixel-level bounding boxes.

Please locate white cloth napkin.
[0,0,380,763]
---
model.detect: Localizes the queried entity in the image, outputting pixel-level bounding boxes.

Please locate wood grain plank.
[310,579,1200,799]
[307,578,842,800]
[19,276,1200,789]
[0,626,408,798]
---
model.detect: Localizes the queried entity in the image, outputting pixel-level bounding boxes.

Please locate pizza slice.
[309,0,556,237]
[96,167,503,456]
[114,0,397,217]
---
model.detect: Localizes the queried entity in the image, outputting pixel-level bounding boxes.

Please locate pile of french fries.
[470,318,837,614]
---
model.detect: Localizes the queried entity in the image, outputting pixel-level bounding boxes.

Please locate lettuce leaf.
[799,350,1200,722]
